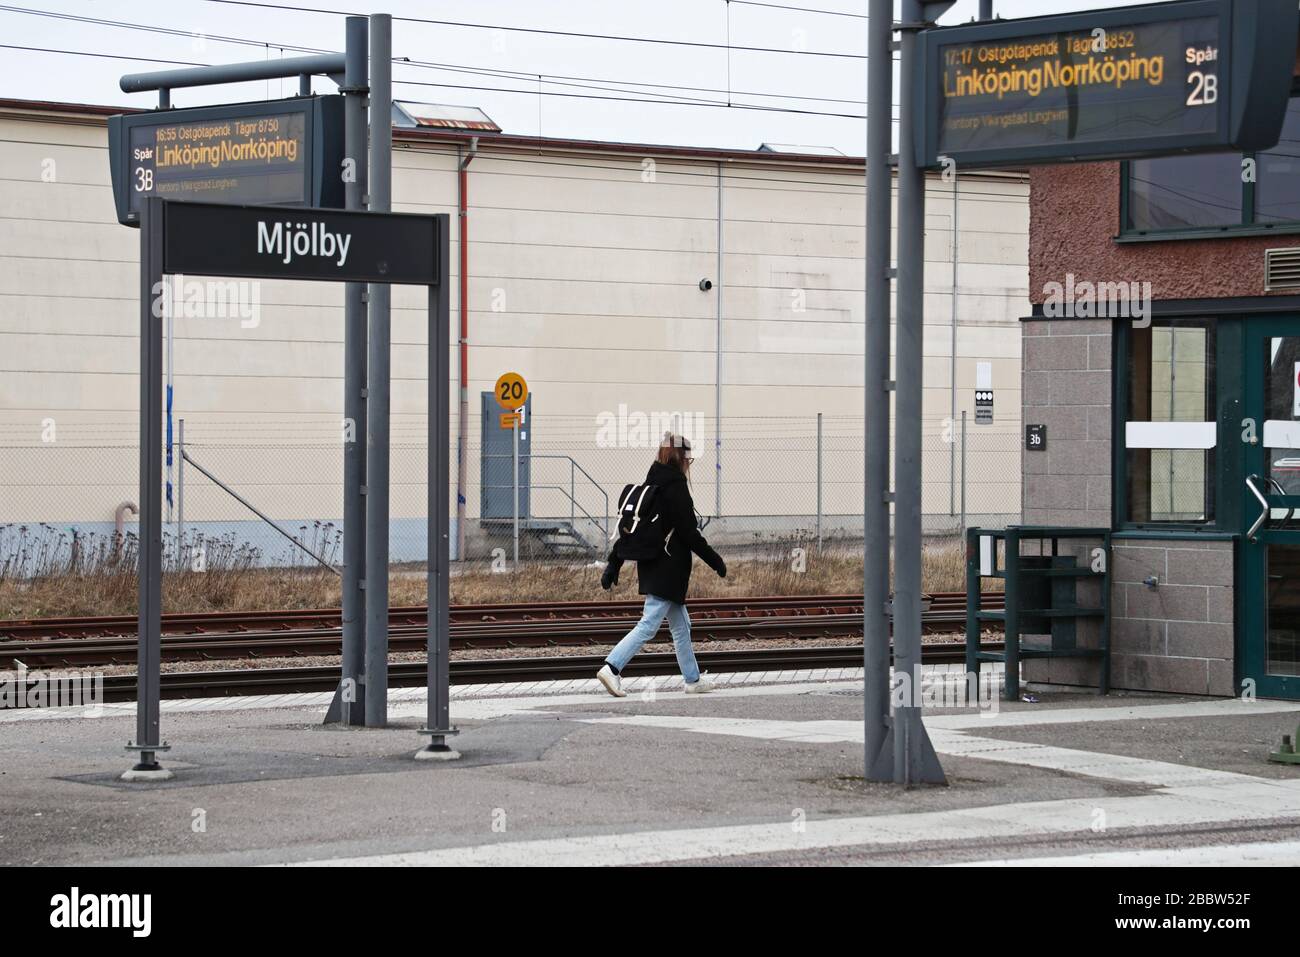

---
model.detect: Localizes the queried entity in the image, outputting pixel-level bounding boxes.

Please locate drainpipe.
[115,501,138,548]
[455,137,478,561]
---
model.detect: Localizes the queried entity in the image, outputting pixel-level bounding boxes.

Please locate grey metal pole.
[419,214,457,759]
[715,163,724,520]
[979,0,993,20]
[949,176,958,518]
[120,54,346,93]
[890,0,946,787]
[961,410,967,533]
[816,412,823,554]
[338,14,369,727]
[512,421,520,570]
[863,0,894,782]
[364,12,392,727]
[126,196,169,779]
[177,417,185,561]
[166,286,174,530]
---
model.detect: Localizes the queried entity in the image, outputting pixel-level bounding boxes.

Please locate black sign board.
[1026,424,1047,450]
[162,201,439,285]
[916,0,1298,169]
[109,96,344,226]
[975,389,994,425]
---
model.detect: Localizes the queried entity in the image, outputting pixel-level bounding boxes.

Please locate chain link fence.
[0,414,1021,576]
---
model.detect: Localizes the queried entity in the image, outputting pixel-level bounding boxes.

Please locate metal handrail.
[482,453,610,541]
[1247,474,1270,542]
[481,482,608,542]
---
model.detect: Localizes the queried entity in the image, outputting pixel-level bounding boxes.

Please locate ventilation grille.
[1265,247,1300,291]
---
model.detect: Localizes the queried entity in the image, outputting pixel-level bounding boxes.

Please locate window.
[1122,93,1300,237]
[1124,319,1217,525]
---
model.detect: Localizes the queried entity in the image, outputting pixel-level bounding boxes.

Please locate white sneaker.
[684,674,715,694]
[597,664,627,698]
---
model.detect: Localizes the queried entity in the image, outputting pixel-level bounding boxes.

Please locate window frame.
[1118,83,1300,243]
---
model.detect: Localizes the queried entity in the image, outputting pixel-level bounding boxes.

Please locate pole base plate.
[121,765,174,782]
[414,745,462,762]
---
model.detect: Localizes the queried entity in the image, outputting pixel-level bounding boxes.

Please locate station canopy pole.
[123,196,171,781]
[862,0,894,783]
[870,0,948,787]
[418,215,459,760]
[364,12,393,728]
[331,14,369,727]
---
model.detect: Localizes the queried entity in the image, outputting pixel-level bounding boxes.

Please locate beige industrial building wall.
[0,99,1027,551]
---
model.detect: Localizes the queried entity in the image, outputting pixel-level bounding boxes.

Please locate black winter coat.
[606,461,724,605]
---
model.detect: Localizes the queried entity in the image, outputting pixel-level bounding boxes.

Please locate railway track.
[0,592,1003,670]
[0,591,995,640]
[85,642,994,702]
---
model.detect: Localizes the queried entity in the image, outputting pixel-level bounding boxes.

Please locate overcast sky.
[2,0,1162,154]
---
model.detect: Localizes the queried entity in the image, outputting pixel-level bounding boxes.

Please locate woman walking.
[596,433,726,697]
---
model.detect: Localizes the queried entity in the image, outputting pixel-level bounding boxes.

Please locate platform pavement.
[2,666,1299,867]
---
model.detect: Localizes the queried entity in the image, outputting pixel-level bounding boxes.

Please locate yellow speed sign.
[494,372,528,411]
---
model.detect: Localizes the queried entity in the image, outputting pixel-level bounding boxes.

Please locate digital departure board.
[109,97,344,226]
[915,0,1299,169]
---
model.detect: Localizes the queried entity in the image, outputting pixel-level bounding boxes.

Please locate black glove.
[715,559,727,578]
[601,565,618,590]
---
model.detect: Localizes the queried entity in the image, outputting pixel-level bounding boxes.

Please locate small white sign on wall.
[976,361,992,390]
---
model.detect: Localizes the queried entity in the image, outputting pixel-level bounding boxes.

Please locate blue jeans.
[606,595,701,684]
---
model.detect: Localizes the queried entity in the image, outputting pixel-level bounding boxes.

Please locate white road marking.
[577,713,1278,789]
[282,781,1300,867]
[282,706,1300,867]
[948,840,1300,867]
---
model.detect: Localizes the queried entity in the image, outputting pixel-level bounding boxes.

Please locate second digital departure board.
[916,0,1298,169]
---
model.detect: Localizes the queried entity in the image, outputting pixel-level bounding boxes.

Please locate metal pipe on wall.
[364,11,392,727]
[455,139,477,562]
[715,162,724,520]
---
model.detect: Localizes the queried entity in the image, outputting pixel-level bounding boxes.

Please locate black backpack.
[613,483,674,561]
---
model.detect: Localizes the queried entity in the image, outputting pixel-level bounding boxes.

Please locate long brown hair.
[656,432,693,475]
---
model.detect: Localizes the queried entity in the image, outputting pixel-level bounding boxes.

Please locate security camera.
[699,279,713,291]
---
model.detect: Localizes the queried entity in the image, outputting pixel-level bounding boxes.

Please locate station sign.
[109,96,345,226]
[1026,424,1047,450]
[160,201,439,285]
[916,0,1299,169]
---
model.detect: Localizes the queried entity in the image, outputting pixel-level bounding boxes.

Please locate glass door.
[1242,320,1300,699]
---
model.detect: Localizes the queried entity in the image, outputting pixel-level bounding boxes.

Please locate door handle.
[1247,474,1269,542]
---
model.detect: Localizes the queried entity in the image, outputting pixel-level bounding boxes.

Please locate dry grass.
[0,527,990,620]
